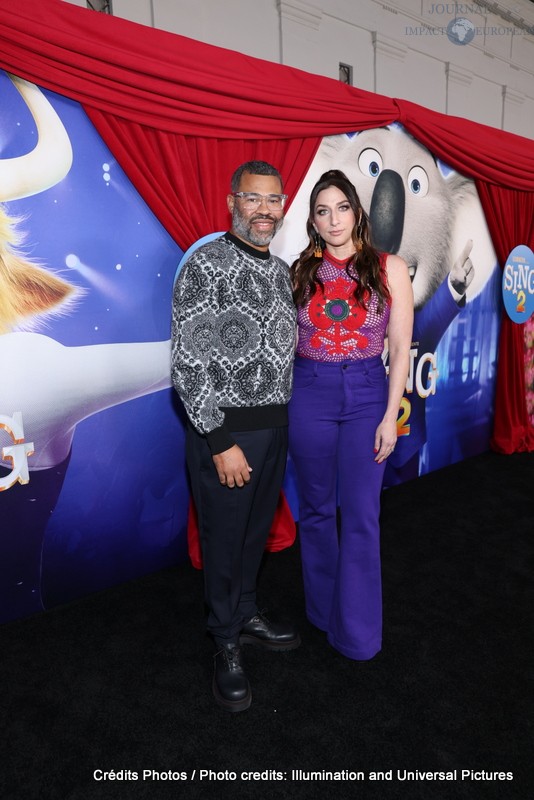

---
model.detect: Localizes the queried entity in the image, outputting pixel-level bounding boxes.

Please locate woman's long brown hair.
[291,170,390,311]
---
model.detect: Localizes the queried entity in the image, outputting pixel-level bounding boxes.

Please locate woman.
[289,169,413,660]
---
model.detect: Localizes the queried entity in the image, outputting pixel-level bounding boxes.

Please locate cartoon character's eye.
[358,148,382,179]
[407,166,429,197]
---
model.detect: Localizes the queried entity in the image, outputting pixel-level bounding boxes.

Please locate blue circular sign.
[502,245,534,323]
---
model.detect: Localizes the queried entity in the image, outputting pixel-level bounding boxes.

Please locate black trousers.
[186,425,288,646]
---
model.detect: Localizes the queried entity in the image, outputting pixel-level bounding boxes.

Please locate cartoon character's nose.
[369,170,405,254]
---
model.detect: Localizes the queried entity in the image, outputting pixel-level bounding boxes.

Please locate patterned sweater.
[171,233,296,454]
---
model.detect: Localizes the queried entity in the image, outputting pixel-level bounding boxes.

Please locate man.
[171,161,300,712]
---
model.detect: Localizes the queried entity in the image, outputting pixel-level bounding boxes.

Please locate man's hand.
[450,239,474,296]
[212,444,253,488]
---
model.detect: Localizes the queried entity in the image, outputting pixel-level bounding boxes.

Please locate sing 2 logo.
[392,347,439,437]
[502,245,534,324]
[0,413,35,491]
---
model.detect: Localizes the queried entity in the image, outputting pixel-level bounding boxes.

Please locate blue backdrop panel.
[0,72,187,623]
[1,77,502,624]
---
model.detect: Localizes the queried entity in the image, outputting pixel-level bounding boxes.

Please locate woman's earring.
[355,223,363,254]
[314,232,323,258]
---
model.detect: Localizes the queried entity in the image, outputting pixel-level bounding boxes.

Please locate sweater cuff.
[205,424,236,455]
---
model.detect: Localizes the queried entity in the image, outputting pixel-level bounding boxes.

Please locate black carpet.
[1,451,533,800]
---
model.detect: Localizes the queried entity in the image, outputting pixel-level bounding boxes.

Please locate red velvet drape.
[82,117,320,245]
[396,100,534,191]
[0,0,532,451]
[476,183,534,452]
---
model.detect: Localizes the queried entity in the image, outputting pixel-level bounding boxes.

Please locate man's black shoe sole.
[238,633,301,651]
[212,679,252,712]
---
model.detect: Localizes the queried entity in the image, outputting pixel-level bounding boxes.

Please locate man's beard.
[232,207,284,247]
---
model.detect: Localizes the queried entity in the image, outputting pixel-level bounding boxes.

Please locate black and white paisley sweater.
[171,232,296,454]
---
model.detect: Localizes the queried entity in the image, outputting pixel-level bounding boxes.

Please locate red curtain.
[396,99,534,192]
[0,1,397,138]
[0,2,532,182]
[0,0,532,451]
[476,183,534,452]
[82,117,320,245]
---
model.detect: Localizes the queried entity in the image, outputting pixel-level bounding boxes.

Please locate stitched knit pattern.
[171,233,296,437]
[296,250,390,362]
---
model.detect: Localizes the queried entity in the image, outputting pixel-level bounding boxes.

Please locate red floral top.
[296,250,391,362]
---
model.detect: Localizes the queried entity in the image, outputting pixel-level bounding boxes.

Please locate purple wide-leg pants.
[288,354,388,660]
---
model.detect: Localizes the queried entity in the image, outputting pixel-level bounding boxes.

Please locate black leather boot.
[212,643,251,712]
[239,611,301,651]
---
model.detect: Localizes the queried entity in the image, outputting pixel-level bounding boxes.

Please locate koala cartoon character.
[274,125,497,485]
[351,126,475,309]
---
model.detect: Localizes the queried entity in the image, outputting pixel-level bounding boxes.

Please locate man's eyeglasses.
[232,192,288,211]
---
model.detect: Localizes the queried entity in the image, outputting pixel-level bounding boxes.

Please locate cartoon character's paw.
[450,239,474,297]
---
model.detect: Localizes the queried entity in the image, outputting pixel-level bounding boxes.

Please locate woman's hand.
[374,417,398,464]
